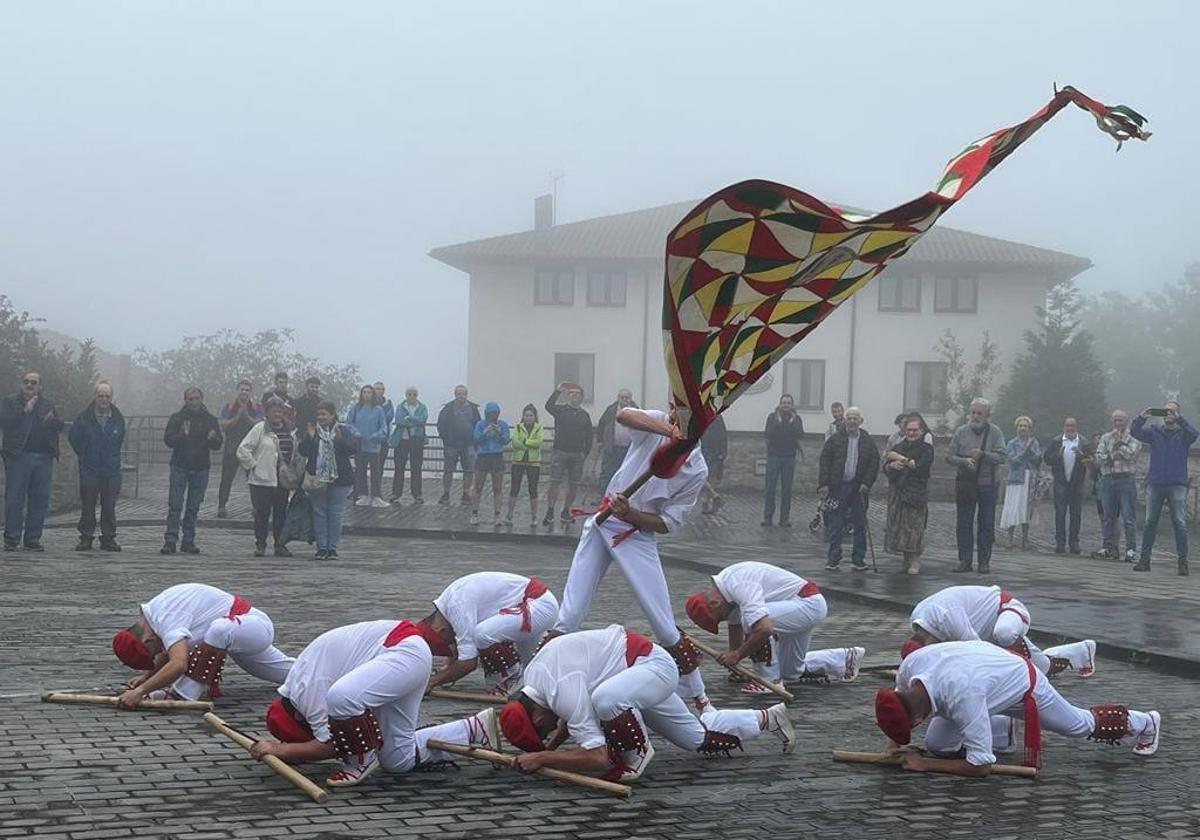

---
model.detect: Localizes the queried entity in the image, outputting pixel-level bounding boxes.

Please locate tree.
[0,295,99,416]
[1149,262,1200,413]
[932,329,1001,431]
[1080,291,1167,413]
[133,328,360,411]
[996,280,1108,435]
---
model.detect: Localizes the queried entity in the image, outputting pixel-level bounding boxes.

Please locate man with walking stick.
[818,407,880,572]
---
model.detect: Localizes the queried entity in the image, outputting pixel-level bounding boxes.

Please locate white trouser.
[555,519,706,699]
[415,716,487,765]
[1041,641,1093,673]
[173,608,295,699]
[991,599,1056,674]
[590,647,679,721]
[747,594,849,682]
[923,677,1154,755]
[324,636,432,772]
[641,698,764,750]
[474,591,560,689]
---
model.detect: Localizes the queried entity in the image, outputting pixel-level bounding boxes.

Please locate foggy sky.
[1,1,1196,402]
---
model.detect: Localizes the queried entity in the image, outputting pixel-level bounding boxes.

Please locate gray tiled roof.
[431,199,1091,280]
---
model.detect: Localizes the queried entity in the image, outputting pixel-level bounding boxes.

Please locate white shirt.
[141,583,237,651]
[1061,435,1080,480]
[521,625,632,750]
[712,561,808,629]
[897,640,1036,766]
[909,585,1003,642]
[605,409,708,533]
[277,620,397,742]
[433,572,535,659]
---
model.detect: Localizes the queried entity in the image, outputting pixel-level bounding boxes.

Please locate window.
[903,362,949,413]
[554,353,595,405]
[877,274,921,312]
[586,270,628,307]
[781,359,825,411]
[534,269,575,305]
[933,275,978,313]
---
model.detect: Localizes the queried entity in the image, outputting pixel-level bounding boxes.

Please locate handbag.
[302,470,325,492]
[278,450,307,491]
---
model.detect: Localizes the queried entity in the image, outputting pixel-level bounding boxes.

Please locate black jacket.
[701,414,728,460]
[545,390,593,455]
[163,406,223,471]
[596,399,639,449]
[292,394,322,432]
[68,403,126,477]
[0,393,64,457]
[1043,436,1094,489]
[436,400,481,449]
[299,423,359,487]
[818,428,880,491]
[764,411,804,458]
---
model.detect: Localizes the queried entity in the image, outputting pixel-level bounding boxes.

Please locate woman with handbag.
[297,401,358,560]
[884,414,934,575]
[237,397,298,557]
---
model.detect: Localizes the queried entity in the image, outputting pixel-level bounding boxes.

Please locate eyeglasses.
[22,379,39,385]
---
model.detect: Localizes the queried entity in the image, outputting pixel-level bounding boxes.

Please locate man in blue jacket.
[68,382,127,551]
[1131,401,1198,576]
[1,370,65,551]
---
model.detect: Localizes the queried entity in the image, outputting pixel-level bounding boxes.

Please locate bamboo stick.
[427,688,506,705]
[41,691,213,711]
[832,749,1039,778]
[687,637,795,702]
[425,739,631,798]
[203,712,329,803]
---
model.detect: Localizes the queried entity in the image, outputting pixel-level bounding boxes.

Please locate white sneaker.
[842,646,866,682]
[612,741,655,782]
[763,702,796,754]
[1077,640,1097,677]
[354,497,371,507]
[371,496,389,508]
[468,513,480,526]
[1133,711,1161,756]
[691,694,714,715]
[740,680,779,695]
[326,750,380,787]
[475,707,501,750]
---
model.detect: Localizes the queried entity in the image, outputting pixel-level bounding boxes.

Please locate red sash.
[499,577,550,632]
[799,581,820,598]
[997,590,1028,625]
[225,595,252,623]
[384,620,421,647]
[625,630,653,666]
[1021,657,1042,768]
[572,496,640,546]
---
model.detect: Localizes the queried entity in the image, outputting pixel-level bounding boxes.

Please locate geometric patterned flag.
[663,85,1149,443]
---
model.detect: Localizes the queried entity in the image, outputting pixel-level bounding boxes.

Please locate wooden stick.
[688,637,795,702]
[426,739,631,798]
[832,749,1039,778]
[858,664,901,674]
[427,688,506,705]
[41,691,213,711]
[203,712,329,803]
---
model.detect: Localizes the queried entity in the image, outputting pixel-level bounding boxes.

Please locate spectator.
[298,400,358,560]
[237,397,297,557]
[68,381,126,552]
[161,387,223,555]
[389,385,427,504]
[886,413,908,451]
[292,376,322,432]
[946,398,1005,574]
[0,370,64,552]
[596,388,637,491]
[825,401,846,440]
[1094,410,1141,562]
[1043,416,1093,555]
[1087,431,1105,548]
[469,401,511,526]
[1131,401,1198,575]
[763,394,804,527]
[542,382,593,526]
[883,413,933,574]
[999,416,1042,550]
[373,381,394,494]
[216,380,263,517]
[261,372,293,418]
[506,403,543,528]
[346,384,388,507]
[436,385,481,506]
[699,412,727,514]
[818,406,879,570]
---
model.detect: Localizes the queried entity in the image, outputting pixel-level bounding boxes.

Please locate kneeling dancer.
[874,640,1160,775]
[112,582,294,708]
[497,624,794,782]
[904,584,1095,676]
[685,560,865,691]
[422,571,559,696]
[251,619,502,786]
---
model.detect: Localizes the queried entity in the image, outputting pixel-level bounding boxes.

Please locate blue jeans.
[311,484,351,550]
[1141,484,1188,562]
[826,484,867,565]
[3,451,54,546]
[763,455,796,522]
[165,465,209,545]
[955,483,998,567]
[1100,474,1138,553]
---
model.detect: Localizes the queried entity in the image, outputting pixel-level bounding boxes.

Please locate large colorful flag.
[663,85,1148,443]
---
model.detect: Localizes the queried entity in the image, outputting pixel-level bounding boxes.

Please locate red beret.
[112,630,155,671]
[899,639,924,660]
[685,592,719,634]
[499,699,544,752]
[874,689,911,745]
[265,698,313,743]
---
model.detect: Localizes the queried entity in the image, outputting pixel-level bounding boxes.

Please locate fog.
[1,1,1196,401]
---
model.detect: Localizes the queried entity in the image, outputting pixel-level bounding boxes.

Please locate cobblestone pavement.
[3,528,1199,839]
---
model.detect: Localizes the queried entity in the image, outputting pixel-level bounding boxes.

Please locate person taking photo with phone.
[1131,401,1198,576]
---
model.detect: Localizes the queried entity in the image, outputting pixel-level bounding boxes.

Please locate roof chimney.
[534,193,554,231]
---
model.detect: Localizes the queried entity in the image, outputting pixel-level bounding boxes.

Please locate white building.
[430,199,1090,432]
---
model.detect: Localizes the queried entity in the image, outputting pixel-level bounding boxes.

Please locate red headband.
[499,699,544,752]
[112,629,155,671]
[685,592,719,634]
[874,689,911,745]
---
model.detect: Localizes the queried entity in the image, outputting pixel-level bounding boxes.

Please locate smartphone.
[1146,408,1170,417]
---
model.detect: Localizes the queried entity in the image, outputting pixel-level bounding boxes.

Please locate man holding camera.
[1131,402,1197,576]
